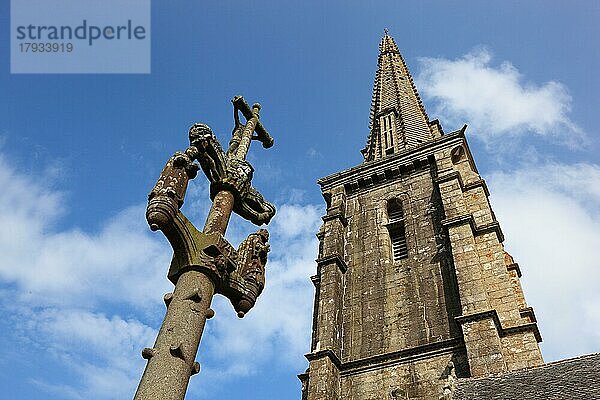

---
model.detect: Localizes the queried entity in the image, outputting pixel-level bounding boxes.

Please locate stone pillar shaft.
[204,191,235,235]
[134,271,214,400]
[134,190,234,400]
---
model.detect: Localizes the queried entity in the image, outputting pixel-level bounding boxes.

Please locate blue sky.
[1,1,599,399]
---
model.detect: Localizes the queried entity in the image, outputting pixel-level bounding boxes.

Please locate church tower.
[299,33,544,399]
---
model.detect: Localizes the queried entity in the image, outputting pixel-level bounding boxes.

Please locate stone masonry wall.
[341,351,468,400]
[303,131,544,399]
[434,142,543,377]
[304,185,347,398]
[306,355,341,400]
[342,169,461,362]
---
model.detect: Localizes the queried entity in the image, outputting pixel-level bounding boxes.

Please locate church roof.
[362,32,435,161]
[453,353,600,399]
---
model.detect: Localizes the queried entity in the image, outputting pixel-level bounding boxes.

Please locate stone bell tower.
[299,33,544,400]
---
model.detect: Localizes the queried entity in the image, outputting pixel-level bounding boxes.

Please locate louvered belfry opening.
[387,199,408,260]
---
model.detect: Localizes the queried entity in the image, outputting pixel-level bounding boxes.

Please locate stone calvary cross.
[134,96,276,400]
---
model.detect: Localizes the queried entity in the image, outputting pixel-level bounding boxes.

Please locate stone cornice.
[318,131,465,192]
[316,254,348,274]
[519,306,537,323]
[506,262,522,278]
[341,338,464,376]
[464,179,490,197]
[297,372,309,381]
[310,274,320,287]
[435,170,490,197]
[322,210,348,227]
[442,214,505,243]
[456,309,542,343]
[305,349,342,368]
[503,323,542,343]
[304,338,465,377]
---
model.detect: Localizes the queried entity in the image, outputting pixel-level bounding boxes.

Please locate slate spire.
[362,32,435,161]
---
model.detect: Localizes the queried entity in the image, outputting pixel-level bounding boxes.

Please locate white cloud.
[488,162,600,361]
[0,152,169,398]
[12,207,171,309]
[33,309,156,366]
[272,203,322,238]
[28,309,156,400]
[0,151,323,399]
[417,49,585,146]
[0,155,172,311]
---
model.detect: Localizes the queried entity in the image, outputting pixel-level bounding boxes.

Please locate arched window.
[387,199,408,260]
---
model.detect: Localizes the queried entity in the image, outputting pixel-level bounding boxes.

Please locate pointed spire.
[362,31,435,162]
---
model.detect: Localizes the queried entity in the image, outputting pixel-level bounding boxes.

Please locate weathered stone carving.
[145,99,275,303]
[190,123,227,184]
[147,151,199,231]
[232,228,270,316]
[188,108,276,226]
[135,96,276,400]
[440,361,457,399]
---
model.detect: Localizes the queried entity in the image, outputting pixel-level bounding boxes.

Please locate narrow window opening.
[380,113,395,155]
[383,115,389,148]
[389,116,393,148]
[387,199,408,260]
